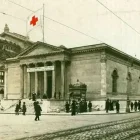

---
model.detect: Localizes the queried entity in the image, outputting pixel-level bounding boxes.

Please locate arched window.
[112,69,118,92]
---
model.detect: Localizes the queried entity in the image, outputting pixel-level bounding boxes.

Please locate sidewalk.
[0,109,138,115]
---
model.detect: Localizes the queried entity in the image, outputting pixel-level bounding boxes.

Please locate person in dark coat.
[110,100,114,111]
[71,100,76,116]
[138,100,140,111]
[34,101,42,121]
[88,101,92,112]
[65,101,70,113]
[54,92,56,99]
[116,100,120,113]
[32,92,36,101]
[22,102,26,115]
[18,100,21,110]
[15,104,19,115]
[105,99,110,113]
[84,100,87,112]
[130,101,134,111]
[33,101,37,111]
[134,100,138,111]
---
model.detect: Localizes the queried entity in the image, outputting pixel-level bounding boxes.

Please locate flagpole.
[43,3,45,43]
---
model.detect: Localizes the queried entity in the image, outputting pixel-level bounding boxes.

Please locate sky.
[0,0,140,58]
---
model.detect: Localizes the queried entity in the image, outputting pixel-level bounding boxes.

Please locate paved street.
[0,113,140,140]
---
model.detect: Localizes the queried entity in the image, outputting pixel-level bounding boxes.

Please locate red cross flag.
[27,8,43,33]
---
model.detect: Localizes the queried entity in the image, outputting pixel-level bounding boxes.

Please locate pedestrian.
[134,100,138,111]
[130,101,134,111]
[65,101,70,113]
[18,100,21,110]
[33,101,37,111]
[110,100,114,111]
[88,101,92,112]
[116,100,120,113]
[34,101,42,121]
[71,100,76,116]
[32,92,36,101]
[138,100,140,111]
[22,102,26,115]
[15,104,19,115]
[54,92,56,99]
[84,100,87,112]
[105,99,110,113]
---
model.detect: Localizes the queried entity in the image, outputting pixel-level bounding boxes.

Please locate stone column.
[61,61,65,99]
[27,65,31,98]
[23,65,27,98]
[35,64,38,94]
[4,66,8,99]
[100,52,107,96]
[44,63,47,95]
[20,65,24,99]
[52,61,56,98]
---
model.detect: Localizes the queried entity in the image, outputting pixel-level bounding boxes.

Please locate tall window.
[112,69,118,92]
[0,71,4,84]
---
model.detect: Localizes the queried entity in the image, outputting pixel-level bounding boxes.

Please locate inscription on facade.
[27,66,54,72]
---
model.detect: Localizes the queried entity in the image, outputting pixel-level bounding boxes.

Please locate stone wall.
[106,54,140,100]
[106,59,128,94]
[70,52,101,100]
[7,62,21,99]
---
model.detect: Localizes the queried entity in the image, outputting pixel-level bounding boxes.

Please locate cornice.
[106,54,140,70]
[71,47,105,54]
[18,50,71,60]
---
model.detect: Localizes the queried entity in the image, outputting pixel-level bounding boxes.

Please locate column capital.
[44,62,47,66]
[61,60,65,63]
[52,61,56,64]
[26,64,30,68]
[34,63,38,67]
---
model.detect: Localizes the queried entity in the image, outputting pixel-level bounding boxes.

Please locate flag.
[26,8,43,34]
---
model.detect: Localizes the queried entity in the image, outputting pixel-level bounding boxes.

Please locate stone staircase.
[0,99,65,114]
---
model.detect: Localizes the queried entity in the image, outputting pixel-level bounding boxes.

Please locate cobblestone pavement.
[19,117,140,140]
[1,113,140,140]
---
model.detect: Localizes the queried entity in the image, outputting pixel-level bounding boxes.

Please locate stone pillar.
[100,52,107,96]
[4,66,8,99]
[23,65,27,98]
[52,61,56,98]
[35,64,38,94]
[44,63,47,95]
[27,65,31,98]
[20,65,24,99]
[61,61,65,99]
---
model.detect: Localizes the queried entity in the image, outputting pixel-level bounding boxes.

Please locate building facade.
[0,24,34,99]
[4,42,140,102]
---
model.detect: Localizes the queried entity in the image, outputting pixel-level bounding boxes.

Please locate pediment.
[19,42,61,57]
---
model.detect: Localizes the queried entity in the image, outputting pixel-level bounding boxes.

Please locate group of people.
[130,100,140,111]
[105,99,120,113]
[15,100,26,115]
[15,99,42,121]
[65,100,93,115]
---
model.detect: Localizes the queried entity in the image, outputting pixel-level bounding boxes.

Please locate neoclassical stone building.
[4,41,140,102]
[0,24,34,99]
